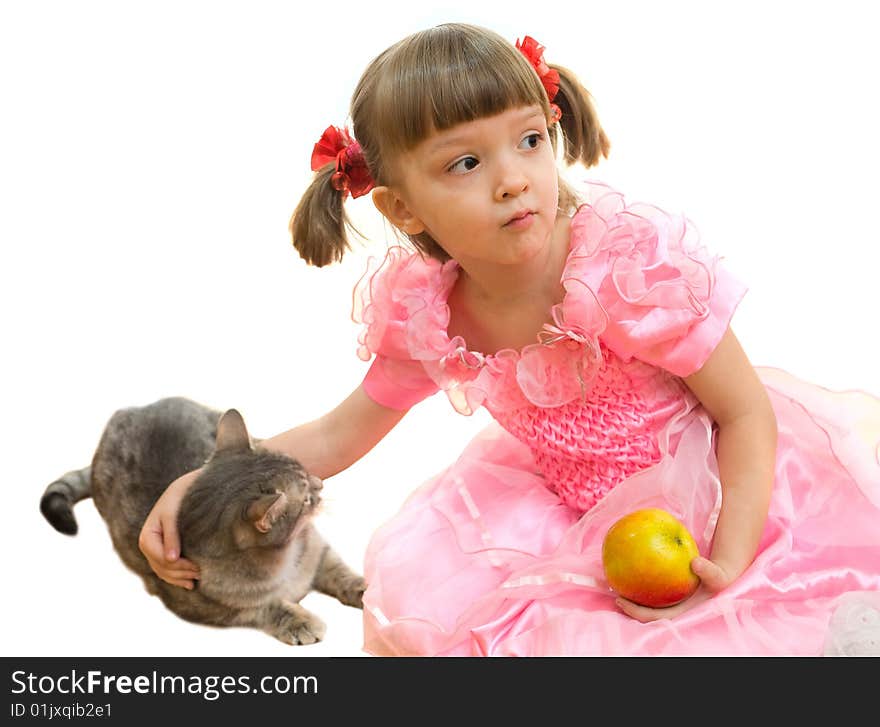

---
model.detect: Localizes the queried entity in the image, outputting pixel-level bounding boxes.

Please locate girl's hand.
[138,470,201,589]
[614,556,733,623]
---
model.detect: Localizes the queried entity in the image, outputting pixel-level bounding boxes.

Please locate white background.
[2,0,877,657]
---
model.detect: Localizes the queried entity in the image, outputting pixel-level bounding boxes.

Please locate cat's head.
[177,409,324,558]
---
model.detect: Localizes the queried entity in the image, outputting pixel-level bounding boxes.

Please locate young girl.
[140,23,880,656]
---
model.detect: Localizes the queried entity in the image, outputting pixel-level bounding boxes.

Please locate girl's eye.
[447,132,543,174]
[519,132,544,150]
[448,156,479,175]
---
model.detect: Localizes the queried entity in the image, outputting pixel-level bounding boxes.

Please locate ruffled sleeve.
[567,181,748,378]
[351,247,445,411]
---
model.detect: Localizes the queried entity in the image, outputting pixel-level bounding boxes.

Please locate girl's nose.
[495,159,529,200]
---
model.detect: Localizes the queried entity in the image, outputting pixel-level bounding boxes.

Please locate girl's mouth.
[504,210,535,229]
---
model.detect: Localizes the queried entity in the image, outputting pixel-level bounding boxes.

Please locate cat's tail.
[40,467,91,535]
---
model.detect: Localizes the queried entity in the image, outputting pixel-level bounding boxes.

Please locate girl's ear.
[371,186,426,235]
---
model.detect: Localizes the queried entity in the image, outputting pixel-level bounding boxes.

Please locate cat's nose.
[308,475,324,491]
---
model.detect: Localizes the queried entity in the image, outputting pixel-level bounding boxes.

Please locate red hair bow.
[516,36,562,123]
[310,125,375,199]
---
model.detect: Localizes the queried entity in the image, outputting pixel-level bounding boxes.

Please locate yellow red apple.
[601,508,701,608]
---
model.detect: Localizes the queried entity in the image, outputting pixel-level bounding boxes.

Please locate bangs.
[364,25,549,157]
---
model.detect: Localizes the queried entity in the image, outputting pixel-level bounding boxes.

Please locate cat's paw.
[339,576,366,609]
[274,610,327,646]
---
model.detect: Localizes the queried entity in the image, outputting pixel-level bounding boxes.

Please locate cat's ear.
[246,492,288,534]
[215,409,252,454]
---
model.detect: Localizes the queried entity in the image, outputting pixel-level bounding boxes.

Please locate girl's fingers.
[144,560,199,583]
[615,585,712,622]
[615,598,681,623]
[691,556,729,592]
[138,527,165,562]
[159,515,182,562]
[166,578,196,590]
[171,557,198,571]
[157,563,199,578]
[165,569,200,580]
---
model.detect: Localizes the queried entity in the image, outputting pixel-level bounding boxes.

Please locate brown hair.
[290,23,610,267]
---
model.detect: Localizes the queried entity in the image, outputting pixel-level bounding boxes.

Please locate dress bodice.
[487,343,688,510]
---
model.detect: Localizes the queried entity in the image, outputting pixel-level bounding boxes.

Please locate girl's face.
[373,105,560,269]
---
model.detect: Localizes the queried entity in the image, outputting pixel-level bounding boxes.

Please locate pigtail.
[289,164,358,268]
[551,63,611,168]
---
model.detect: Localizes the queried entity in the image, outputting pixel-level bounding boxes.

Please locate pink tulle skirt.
[362,367,880,656]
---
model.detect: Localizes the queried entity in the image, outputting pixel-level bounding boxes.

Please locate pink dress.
[351,180,880,656]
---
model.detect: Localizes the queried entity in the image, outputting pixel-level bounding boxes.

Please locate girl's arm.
[258,384,409,480]
[616,327,778,622]
[685,327,777,580]
[138,384,409,588]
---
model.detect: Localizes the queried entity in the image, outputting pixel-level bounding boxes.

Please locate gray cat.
[40,396,365,646]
